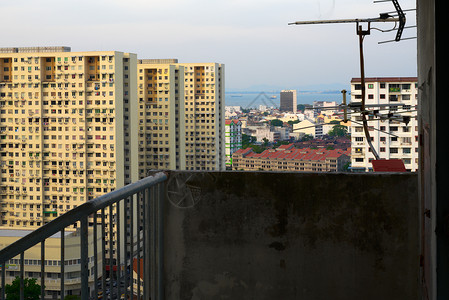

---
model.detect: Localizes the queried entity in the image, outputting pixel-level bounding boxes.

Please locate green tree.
[262,137,269,147]
[328,124,348,137]
[270,119,283,127]
[300,134,314,141]
[287,120,300,126]
[242,134,256,148]
[5,277,42,300]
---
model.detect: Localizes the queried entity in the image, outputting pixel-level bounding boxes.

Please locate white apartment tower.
[0,47,138,228]
[350,77,418,172]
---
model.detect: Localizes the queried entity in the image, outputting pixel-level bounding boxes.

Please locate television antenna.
[289,0,416,160]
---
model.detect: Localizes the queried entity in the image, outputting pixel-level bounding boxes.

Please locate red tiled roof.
[236,147,348,161]
[371,159,407,172]
[225,119,241,125]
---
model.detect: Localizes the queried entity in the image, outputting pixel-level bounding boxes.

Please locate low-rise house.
[232,144,350,172]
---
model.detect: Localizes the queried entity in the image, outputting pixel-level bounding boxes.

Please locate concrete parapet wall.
[163,171,419,300]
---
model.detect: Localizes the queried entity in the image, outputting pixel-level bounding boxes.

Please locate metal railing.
[0,172,167,300]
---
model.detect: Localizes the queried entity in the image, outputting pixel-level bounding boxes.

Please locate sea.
[225,91,344,109]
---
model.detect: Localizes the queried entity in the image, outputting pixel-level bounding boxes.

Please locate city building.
[0,228,101,298]
[137,59,225,176]
[280,90,297,113]
[313,100,338,118]
[0,47,139,229]
[232,143,350,172]
[225,119,242,169]
[349,77,418,172]
[293,119,316,137]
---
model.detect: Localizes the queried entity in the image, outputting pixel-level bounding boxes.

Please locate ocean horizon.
[225,90,344,108]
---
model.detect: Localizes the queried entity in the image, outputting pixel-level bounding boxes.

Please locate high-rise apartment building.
[0,47,138,228]
[280,90,297,113]
[350,77,418,172]
[225,119,242,169]
[137,60,225,177]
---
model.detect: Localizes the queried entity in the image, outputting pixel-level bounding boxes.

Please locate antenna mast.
[289,0,410,160]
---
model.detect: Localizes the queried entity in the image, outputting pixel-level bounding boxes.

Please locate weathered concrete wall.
[163,171,419,300]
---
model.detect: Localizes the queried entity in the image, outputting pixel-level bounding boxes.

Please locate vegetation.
[287,120,300,125]
[270,119,283,127]
[5,277,42,300]
[328,124,349,137]
[299,134,314,141]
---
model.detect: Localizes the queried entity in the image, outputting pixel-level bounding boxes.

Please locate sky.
[1,0,417,91]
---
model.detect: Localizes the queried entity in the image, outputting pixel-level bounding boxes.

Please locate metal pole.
[80,216,89,300]
[358,24,380,160]
[93,214,98,299]
[60,228,65,300]
[116,200,121,299]
[137,193,141,299]
[101,208,106,297]
[19,252,24,300]
[158,182,165,300]
[40,241,45,300]
[143,187,151,300]
[1,261,5,300]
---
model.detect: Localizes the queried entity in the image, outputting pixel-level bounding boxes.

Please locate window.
[368,84,374,89]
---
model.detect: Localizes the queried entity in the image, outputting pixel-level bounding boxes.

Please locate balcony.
[0,171,419,299]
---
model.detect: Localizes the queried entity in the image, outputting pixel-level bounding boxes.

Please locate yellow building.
[0,47,138,229]
[0,228,102,298]
[137,59,225,177]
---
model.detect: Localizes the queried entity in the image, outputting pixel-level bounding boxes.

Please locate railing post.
[116,200,121,299]
[143,187,151,300]
[137,192,142,299]
[19,252,24,300]
[93,215,98,299]
[150,185,156,300]
[80,215,89,300]
[60,228,65,300]
[40,241,45,300]
[1,261,5,300]
[158,182,165,300]
[101,208,106,297]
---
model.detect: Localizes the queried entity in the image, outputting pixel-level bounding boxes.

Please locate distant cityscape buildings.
[0,47,225,230]
[0,46,418,230]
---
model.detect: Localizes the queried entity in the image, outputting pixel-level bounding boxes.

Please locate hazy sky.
[2,0,417,90]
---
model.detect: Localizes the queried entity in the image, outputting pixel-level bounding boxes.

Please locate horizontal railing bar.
[0,172,167,264]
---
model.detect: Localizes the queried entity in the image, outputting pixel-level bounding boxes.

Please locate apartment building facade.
[0,228,101,298]
[225,119,242,169]
[350,77,418,172]
[232,144,350,172]
[0,47,138,229]
[137,59,225,177]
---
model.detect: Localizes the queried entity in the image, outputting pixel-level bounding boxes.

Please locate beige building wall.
[0,228,101,298]
[137,60,225,176]
[0,47,138,229]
